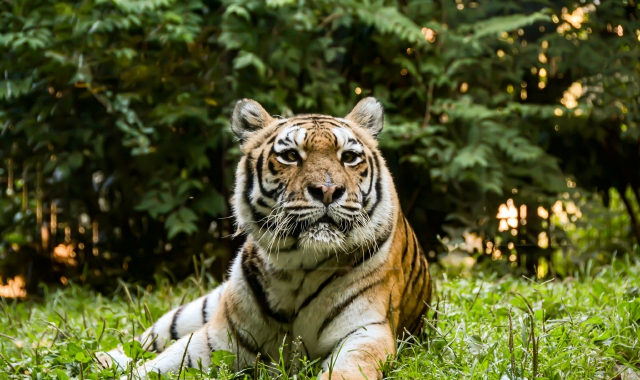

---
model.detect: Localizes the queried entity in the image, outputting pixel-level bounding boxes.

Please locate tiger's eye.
[341,151,358,164]
[282,150,299,162]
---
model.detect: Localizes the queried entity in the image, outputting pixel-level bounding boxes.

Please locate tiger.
[98,97,432,380]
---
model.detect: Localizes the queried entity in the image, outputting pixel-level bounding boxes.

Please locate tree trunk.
[619,188,640,247]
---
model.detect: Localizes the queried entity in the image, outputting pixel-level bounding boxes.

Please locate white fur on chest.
[224,235,393,362]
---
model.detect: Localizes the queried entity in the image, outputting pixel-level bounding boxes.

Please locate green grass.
[1,257,640,379]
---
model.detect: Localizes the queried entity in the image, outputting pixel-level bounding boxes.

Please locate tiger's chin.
[298,223,347,252]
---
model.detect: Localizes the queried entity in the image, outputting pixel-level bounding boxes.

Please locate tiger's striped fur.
[98,98,432,380]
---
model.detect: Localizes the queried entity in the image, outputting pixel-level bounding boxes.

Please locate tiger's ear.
[231,99,273,143]
[345,97,384,137]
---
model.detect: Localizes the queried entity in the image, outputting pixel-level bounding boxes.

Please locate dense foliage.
[1,0,639,290]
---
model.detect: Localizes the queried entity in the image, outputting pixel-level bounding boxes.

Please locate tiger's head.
[231,98,397,263]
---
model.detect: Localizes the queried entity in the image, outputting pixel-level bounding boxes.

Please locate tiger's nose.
[308,184,345,205]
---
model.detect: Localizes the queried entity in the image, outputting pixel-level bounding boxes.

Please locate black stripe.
[303,253,338,273]
[246,152,271,231]
[407,258,427,316]
[409,276,431,334]
[363,156,375,196]
[411,233,420,253]
[400,219,411,263]
[317,278,385,338]
[256,152,278,199]
[243,156,254,206]
[321,319,388,363]
[187,353,192,368]
[151,325,158,352]
[408,281,431,334]
[290,115,326,123]
[400,234,420,303]
[251,205,268,231]
[351,230,392,268]
[170,306,184,340]
[241,247,292,324]
[298,273,340,311]
[407,235,421,277]
[283,130,294,142]
[405,245,425,312]
[301,115,336,120]
[267,159,278,175]
[407,306,425,334]
[412,254,427,287]
[274,119,289,127]
[285,205,316,211]
[308,117,348,129]
[224,302,260,354]
[410,255,426,289]
[410,258,431,317]
[202,296,208,324]
[366,153,383,217]
[206,329,214,352]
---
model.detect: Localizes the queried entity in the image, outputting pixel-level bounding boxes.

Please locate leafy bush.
[1,0,638,290]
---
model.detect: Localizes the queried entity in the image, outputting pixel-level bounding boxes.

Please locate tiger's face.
[231,98,395,260]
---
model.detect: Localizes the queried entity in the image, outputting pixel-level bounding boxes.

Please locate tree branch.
[422,82,435,128]
[620,187,640,246]
[319,12,343,29]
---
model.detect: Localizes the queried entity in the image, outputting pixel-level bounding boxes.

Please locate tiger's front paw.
[96,348,131,370]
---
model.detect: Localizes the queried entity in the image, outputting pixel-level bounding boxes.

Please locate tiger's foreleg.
[125,306,255,379]
[125,324,217,379]
[97,283,226,369]
[321,321,395,380]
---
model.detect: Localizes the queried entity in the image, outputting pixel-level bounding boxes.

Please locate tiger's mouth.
[293,209,362,251]
[256,205,367,253]
[289,212,341,238]
[313,214,338,226]
[297,216,345,248]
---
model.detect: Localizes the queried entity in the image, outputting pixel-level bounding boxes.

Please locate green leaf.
[355,6,424,44]
[233,51,267,78]
[3,232,27,245]
[166,207,199,239]
[54,369,70,380]
[192,189,227,216]
[75,351,91,363]
[123,340,156,360]
[461,12,549,40]
[68,151,84,169]
[224,4,251,21]
[163,11,183,24]
[266,0,295,8]
[210,350,235,367]
[452,145,490,169]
